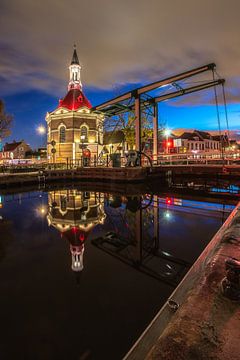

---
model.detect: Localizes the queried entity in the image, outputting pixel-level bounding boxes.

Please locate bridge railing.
[1,152,240,173]
[156,153,240,166]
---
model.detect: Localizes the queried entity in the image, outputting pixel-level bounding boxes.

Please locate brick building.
[0,140,31,160]
[46,47,104,164]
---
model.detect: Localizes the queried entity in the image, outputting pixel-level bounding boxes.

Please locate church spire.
[68,45,82,91]
[71,44,79,65]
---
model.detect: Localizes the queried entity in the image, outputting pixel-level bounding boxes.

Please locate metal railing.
[155,153,240,166]
[1,152,240,174]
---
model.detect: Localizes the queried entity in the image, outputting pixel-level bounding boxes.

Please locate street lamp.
[163,129,171,154]
[80,135,85,147]
[80,135,85,166]
[37,125,46,148]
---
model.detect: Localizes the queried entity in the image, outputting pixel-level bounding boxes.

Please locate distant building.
[0,140,31,160]
[46,46,104,164]
[173,130,224,154]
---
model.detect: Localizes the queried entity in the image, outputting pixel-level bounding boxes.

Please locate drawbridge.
[92,63,226,160]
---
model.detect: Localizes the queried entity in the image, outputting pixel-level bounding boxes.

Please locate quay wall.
[124,201,240,360]
[0,165,239,188]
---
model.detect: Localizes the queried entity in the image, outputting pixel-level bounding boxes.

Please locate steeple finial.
[68,45,82,90]
[71,44,79,65]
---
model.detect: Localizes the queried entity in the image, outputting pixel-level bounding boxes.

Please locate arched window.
[59,126,66,143]
[80,126,88,141]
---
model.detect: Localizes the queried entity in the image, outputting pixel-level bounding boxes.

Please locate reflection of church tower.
[47,190,106,272]
[46,46,104,163]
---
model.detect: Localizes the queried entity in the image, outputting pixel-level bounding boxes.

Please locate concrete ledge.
[124,202,240,360]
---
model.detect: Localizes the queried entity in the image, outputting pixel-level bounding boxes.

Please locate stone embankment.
[125,202,240,360]
[0,165,240,188]
[0,167,164,187]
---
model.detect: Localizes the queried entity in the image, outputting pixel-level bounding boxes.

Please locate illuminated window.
[59,126,66,143]
[81,126,88,141]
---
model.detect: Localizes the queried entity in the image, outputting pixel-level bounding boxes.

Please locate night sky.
[1,0,240,148]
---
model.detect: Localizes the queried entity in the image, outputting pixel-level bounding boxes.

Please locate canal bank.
[0,164,240,188]
[124,201,240,360]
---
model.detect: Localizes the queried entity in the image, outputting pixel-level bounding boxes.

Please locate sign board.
[51,148,56,154]
[173,139,182,147]
[51,140,56,147]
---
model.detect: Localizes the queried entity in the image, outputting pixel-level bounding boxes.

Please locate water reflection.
[0,185,236,359]
[93,194,192,286]
[44,188,234,286]
[47,189,106,272]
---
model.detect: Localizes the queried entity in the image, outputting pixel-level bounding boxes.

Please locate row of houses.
[103,129,238,156]
[0,130,238,162]
[169,130,228,154]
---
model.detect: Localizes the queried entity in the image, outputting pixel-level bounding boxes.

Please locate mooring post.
[153,103,158,165]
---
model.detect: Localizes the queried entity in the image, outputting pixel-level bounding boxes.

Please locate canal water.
[0,185,236,360]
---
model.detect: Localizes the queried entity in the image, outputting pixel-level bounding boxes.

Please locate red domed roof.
[62,226,91,245]
[58,88,92,110]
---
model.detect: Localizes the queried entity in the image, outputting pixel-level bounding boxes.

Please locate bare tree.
[0,100,13,140]
[104,112,153,150]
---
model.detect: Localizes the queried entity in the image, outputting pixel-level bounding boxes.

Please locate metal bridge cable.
[213,68,230,140]
[222,82,230,139]
[212,69,224,162]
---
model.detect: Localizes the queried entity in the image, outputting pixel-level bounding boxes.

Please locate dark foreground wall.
[124,202,240,360]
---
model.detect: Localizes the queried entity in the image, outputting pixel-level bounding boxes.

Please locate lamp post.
[37,125,46,148]
[80,135,85,166]
[163,129,171,155]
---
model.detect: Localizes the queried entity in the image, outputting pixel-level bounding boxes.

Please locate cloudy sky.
[0,0,240,147]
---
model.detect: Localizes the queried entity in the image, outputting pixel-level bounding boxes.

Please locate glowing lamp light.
[164,211,171,219]
[166,197,172,205]
[37,125,46,135]
[79,233,85,241]
[163,129,171,137]
[36,205,47,217]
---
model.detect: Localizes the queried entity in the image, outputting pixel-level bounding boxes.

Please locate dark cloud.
[0,0,240,104]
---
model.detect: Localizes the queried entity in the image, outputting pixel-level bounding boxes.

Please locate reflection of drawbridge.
[92,195,191,287]
[47,189,106,273]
